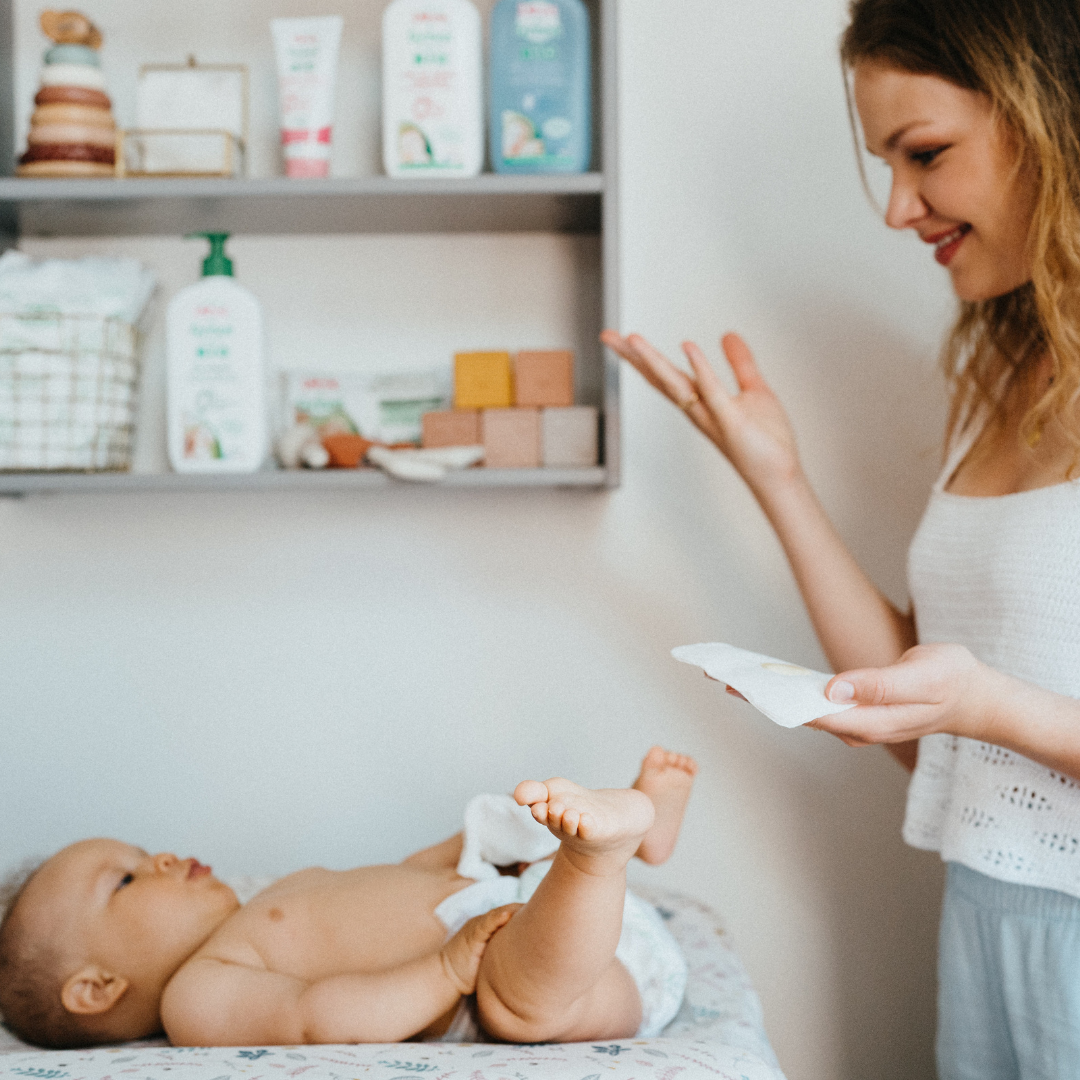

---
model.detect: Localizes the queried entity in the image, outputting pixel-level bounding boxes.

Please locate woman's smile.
[925,223,972,266]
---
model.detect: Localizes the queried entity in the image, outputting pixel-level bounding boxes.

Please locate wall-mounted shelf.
[0,174,604,241]
[0,465,607,498]
[0,0,620,493]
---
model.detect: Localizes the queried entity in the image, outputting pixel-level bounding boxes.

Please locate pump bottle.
[165,234,268,473]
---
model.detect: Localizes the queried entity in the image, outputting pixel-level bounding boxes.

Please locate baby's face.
[19,839,239,992]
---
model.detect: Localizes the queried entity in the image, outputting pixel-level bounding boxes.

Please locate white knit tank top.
[904,416,1080,897]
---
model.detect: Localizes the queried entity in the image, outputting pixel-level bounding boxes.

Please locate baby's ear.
[61,966,129,1016]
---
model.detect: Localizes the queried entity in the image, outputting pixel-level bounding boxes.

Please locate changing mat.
[0,887,785,1080]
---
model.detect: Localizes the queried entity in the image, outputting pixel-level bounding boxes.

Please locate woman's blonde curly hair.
[842,0,1080,469]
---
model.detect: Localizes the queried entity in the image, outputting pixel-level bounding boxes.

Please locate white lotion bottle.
[382,0,483,178]
[166,233,268,473]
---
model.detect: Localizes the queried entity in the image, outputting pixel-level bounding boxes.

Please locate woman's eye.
[910,146,948,166]
[116,873,134,891]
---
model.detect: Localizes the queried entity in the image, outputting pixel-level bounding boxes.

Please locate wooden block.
[421,409,481,448]
[454,351,514,409]
[482,408,541,468]
[542,406,598,467]
[514,350,574,407]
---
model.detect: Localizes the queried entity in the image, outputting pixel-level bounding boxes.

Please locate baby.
[0,748,696,1050]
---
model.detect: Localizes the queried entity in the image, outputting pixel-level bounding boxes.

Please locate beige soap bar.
[542,406,598,467]
[482,408,541,468]
[422,409,481,448]
[515,350,574,407]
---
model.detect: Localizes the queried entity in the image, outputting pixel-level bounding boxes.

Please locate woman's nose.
[884,170,929,230]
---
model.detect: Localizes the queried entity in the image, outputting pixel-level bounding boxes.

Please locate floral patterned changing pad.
[0,889,785,1080]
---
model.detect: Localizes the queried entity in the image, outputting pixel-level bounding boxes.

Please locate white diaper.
[428,794,688,1041]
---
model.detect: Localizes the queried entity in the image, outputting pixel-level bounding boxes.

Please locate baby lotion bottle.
[382,0,483,177]
[489,0,591,174]
[166,234,268,473]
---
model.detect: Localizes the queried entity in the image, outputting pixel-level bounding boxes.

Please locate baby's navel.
[268,907,285,922]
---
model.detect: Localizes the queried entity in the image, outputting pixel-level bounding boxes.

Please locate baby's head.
[0,840,239,1048]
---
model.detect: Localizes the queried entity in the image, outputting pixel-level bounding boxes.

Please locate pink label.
[286,158,329,178]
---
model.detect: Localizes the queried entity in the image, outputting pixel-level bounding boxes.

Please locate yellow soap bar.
[454,351,514,409]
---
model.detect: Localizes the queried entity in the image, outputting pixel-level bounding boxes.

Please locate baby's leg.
[632,747,697,865]
[474,778,654,1043]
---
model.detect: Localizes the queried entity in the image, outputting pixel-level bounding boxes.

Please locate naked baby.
[0,748,696,1050]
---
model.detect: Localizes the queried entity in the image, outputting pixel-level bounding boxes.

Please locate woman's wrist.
[955,659,1027,745]
[750,461,813,524]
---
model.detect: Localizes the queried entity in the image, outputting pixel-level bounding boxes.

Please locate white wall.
[1,2,958,1078]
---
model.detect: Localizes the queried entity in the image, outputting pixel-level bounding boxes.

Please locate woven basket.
[0,312,142,471]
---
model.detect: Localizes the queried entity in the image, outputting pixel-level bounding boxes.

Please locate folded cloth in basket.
[429,792,689,1041]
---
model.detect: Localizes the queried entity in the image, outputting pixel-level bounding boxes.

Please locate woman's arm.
[602,330,919,768]
[812,643,1080,781]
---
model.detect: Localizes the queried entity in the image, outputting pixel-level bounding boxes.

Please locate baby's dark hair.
[0,863,98,1050]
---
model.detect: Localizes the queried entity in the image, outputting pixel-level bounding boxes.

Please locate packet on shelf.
[671,642,858,729]
[282,371,448,447]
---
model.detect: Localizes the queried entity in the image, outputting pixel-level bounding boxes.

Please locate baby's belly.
[219,864,474,979]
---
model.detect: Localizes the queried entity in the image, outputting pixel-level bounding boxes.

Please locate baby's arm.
[162,905,518,1046]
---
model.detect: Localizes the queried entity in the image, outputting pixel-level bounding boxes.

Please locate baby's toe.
[515,779,551,807]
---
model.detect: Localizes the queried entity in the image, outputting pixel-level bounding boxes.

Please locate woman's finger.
[682,341,734,414]
[624,333,701,406]
[602,330,693,403]
[825,656,949,709]
[721,332,768,392]
[600,330,671,396]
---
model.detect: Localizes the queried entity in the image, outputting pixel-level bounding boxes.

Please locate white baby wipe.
[672,642,857,728]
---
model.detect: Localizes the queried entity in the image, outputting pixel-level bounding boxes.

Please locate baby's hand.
[440,904,521,995]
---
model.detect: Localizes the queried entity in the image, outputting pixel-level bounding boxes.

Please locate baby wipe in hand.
[671,642,857,728]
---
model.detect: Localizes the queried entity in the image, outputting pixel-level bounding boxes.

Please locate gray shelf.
[0,0,620,493]
[0,173,604,240]
[0,466,608,497]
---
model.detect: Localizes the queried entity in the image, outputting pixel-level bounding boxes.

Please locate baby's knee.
[473,976,571,1044]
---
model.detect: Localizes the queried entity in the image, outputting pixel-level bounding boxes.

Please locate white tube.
[271,16,343,179]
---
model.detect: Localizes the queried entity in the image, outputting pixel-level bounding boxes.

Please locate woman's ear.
[61,966,129,1016]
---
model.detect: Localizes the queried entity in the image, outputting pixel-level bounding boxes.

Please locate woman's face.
[853,60,1038,302]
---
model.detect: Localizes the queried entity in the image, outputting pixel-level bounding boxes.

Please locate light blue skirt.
[938,862,1080,1080]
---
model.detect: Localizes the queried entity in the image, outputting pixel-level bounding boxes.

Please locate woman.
[603,1,1080,1077]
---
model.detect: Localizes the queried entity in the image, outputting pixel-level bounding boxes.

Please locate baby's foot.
[513,777,655,876]
[632,747,697,865]
[441,904,520,995]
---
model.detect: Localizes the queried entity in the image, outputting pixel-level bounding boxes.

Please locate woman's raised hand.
[600,330,801,494]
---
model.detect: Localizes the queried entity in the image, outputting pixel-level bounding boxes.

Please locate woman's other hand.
[600,329,802,494]
[808,643,1000,747]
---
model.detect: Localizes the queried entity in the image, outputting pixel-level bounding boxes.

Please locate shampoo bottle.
[489,0,591,174]
[382,0,484,178]
[166,234,268,473]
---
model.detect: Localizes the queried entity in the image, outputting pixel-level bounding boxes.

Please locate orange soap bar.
[455,351,513,409]
[514,350,574,407]
[422,409,481,448]
[482,408,541,468]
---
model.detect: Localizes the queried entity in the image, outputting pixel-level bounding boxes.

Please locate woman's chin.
[948,266,1032,304]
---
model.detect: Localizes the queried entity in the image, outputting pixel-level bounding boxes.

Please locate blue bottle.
[489,0,591,174]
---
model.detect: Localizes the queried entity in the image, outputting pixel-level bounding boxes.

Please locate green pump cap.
[189,232,234,277]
